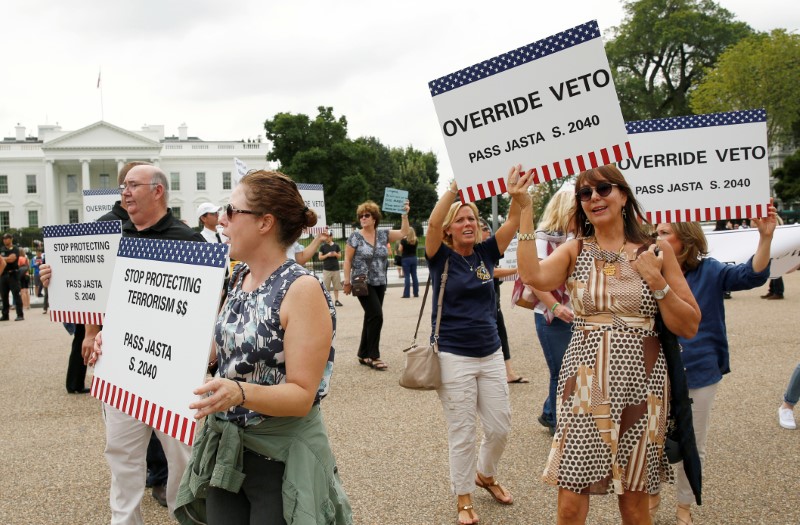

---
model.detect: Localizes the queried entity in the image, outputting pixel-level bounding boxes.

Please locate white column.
[81,159,91,190]
[44,159,58,225]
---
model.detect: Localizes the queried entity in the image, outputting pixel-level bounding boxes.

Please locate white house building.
[0,121,270,228]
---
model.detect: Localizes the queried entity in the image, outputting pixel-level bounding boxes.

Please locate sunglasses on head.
[576,182,619,202]
[225,203,262,219]
[359,213,372,219]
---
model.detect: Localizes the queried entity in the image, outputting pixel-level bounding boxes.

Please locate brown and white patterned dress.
[542,240,673,495]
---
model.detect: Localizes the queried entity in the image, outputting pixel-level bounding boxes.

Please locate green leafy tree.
[606,0,752,120]
[773,149,800,208]
[690,29,800,146]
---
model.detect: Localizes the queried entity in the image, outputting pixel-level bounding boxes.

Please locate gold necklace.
[459,252,477,271]
[602,242,626,276]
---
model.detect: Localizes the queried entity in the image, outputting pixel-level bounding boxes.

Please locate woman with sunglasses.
[427,169,532,525]
[343,200,410,370]
[175,170,352,524]
[517,164,700,525]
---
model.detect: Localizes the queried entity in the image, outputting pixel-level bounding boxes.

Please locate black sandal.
[371,359,388,370]
[358,357,372,367]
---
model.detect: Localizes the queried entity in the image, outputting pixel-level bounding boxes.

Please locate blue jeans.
[785,362,800,405]
[401,258,419,297]
[535,314,572,426]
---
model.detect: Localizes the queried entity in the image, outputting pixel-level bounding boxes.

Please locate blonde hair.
[442,201,480,248]
[666,222,708,271]
[538,191,575,234]
[405,227,417,244]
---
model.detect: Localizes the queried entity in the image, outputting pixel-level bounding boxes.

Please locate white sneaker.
[779,406,796,429]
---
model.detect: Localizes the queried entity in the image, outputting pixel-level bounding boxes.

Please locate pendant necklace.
[459,251,477,272]
[602,242,627,277]
[459,251,487,280]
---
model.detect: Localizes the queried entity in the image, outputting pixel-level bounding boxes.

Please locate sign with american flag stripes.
[42,221,122,324]
[619,109,770,223]
[297,183,327,234]
[92,237,228,445]
[429,20,630,203]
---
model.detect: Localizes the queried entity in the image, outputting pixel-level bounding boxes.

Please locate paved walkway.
[1,274,798,524]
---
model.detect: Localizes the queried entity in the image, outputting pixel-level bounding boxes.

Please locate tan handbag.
[399,259,449,391]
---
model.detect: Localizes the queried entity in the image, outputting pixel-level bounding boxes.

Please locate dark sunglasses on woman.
[576,182,618,202]
[225,203,261,219]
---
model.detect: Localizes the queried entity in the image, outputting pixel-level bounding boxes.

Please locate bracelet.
[550,302,560,313]
[233,379,246,407]
[518,233,536,241]
[448,188,458,196]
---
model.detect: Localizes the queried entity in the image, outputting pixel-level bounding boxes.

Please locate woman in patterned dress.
[517,164,700,524]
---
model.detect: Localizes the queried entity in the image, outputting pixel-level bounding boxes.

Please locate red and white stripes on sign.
[91,377,197,446]
[644,203,769,224]
[458,141,632,203]
[305,226,328,234]
[49,310,104,325]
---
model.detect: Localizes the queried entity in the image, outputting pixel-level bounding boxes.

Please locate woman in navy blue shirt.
[652,208,776,524]
[426,166,532,525]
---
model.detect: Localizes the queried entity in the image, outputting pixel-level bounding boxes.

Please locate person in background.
[17,248,30,310]
[197,202,222,244]
[652,209,775,524]
[0,232,24,321]
[778,363,800,430]
[33,249,44,298]
[399,227,420,298]
[762,215,785,300]
[393,240,404,278]
[343,200,410,370]
[319,231,344,307]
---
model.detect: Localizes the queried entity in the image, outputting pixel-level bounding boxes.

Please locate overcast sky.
[2,0,798,186]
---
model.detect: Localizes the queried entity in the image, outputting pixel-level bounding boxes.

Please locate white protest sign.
[297,183,327,234]
[92,238,228,446]
[83,189,120,222]
[705,224,800,278]
[620,110,770,223]
[497,236,519,281]
[233,157,248,188]
[382,187,409,215]
[42,221,122,324]
[429,20,631,203]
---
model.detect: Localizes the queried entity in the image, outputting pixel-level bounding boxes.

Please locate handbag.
[399,259,449,391]
[351,273,369,296]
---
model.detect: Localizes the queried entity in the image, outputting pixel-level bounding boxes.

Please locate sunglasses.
[359,213,372,219]
[225,203,262,219]
[576,182,619,202]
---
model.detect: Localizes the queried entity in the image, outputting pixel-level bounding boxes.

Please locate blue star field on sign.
[83,189,121,196]
[43,220,122,238]
[626,109,767,134]
[428,20,601,97]
[117,237,228,268]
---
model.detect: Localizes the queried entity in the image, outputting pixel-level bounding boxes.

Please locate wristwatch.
[652,283,670,300]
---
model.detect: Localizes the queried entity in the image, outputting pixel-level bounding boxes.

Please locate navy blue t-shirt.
[426,238,501,357]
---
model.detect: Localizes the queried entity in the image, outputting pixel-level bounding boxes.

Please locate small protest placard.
[297,183,327,234]
[429,20,631,203]
[42,221,122,324]
[83,189,120,222]
[233,157,248,188]
[91,238,228,446]
[619,109,770,223]
[706,224,800,278]
[382,187,409,215]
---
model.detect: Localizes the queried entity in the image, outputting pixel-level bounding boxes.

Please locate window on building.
[0,175,7,194]
[222,171,232,190]
[28,210,39,228]
[99,173,110,189]
[26,174,37,194]
[68,209,79,223]
[172,207,181,220]
[67,174,78,193]
[170,172,181,191]
[196,172,206,191]
[0,211,10,231]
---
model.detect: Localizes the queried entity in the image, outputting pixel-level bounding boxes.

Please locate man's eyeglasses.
[576,182,619,202]
[119,182,160,193]
[225,203,262,219]
[359,213,372,219]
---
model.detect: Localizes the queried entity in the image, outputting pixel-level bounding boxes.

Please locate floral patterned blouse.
[346,229,390,286]
[215,260,336,427]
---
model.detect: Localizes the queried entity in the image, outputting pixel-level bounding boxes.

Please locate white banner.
[498,236,519,281]
[620,110,770,223]
[429,20,630,203]
[42,221,122,324]
[706,224,800,278]
[92,237,228,446]
[233,157,248,188]
[297,183,327,234]
[83,189,120,222]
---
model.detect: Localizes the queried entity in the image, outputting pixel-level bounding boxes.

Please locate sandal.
[370,359,388,370]
[456,503,478,525]
[677,503,693,525]
[358,357,372,367]
[475,473,513,505]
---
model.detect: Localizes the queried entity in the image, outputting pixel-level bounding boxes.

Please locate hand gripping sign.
[619,109,770,223]
[92,238,228,446]
[297,183,327,234]
[42,221,122,324]
[83,189,121,222]
[429,20,631,203]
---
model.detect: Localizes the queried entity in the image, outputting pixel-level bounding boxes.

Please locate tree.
[690,30,800,146]
[773,149,800,208]
[606,0,752,120]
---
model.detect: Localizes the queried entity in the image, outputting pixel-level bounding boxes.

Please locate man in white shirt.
[197,202,222,244]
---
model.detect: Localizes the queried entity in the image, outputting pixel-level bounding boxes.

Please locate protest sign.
[497,236,519,281]
[706,224,800,278]
[429,20,631,203]
[83,189,120,222]
[620,109,770,223]
[42,221,122,324]
[297,183,327,234]
[233,157,248,188]
[382,187,409,215]
[92,238,228,446]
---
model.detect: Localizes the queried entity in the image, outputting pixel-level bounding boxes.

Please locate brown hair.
[442,201,480,248]
[572,164,651,245]
[240,170,317,248]
[118,161,151,185]
[666,222,708,271]
[356,201,381,224]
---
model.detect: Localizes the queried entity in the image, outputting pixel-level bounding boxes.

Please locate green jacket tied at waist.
[175,405,352,525]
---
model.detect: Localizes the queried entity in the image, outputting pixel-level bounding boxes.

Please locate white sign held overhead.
[619,110,770,223]
[83,189,120,222]
[705,225,800,279]
[429,20,631,203]
[297,183,327,234]
[92,237,228,446]
[233,157,249,188]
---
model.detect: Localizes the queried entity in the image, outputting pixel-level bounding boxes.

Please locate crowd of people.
[31,159,794,525]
